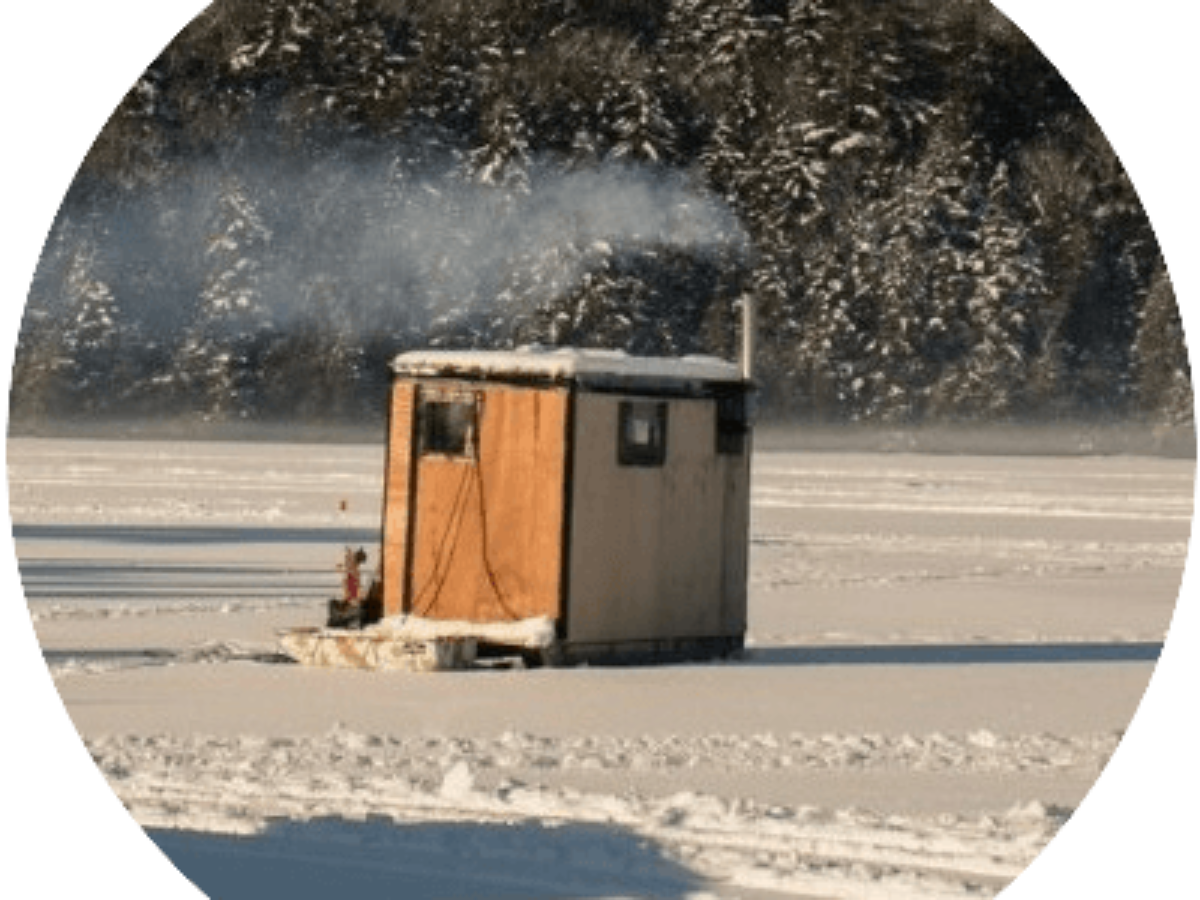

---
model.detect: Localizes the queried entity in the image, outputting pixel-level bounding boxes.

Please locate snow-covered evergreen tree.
[485,235,591,348]
[933,163,1044,418]
[861,185,940,422]
[1019,152,1083,410]
[14,218,77,418]
[315,0,421,131]
[261,274,363,419]
[673,0,767,203]
[228,0,326,76]
[1134,261,1192,426]
[464,95,532,195]
[495,236,627,349]
[10,307,68,421]
[59,243,124,416]
[793,154,929,422]
[179,177,273,421]
[609,77,675,165]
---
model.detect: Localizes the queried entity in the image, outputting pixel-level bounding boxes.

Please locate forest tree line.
[12,0,1192,429]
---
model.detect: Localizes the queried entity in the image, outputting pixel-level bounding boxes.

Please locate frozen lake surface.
[10,437,1191,898]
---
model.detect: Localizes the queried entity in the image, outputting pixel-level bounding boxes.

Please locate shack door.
[386,381,569,623]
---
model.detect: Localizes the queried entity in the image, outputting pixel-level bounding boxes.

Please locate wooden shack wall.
[564,393,749,645]
[381,382,417,617]
[393,382,569,623]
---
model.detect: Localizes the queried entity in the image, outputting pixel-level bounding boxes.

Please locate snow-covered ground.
[10,436,1191,899]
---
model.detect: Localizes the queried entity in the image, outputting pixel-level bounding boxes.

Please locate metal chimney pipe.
[740,294,755,382]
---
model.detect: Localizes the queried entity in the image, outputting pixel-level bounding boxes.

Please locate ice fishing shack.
[378,347,753,664]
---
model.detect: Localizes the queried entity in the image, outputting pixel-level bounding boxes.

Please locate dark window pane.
[618,401,667,467]
[716,392,748,455]
[419,396,477,457]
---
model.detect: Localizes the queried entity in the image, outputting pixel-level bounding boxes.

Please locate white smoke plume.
[33,143,748,346]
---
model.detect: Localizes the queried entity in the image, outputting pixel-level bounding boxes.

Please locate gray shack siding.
[565,392,750,646]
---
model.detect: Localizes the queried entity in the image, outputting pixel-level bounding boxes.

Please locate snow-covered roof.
[392,346,745,389]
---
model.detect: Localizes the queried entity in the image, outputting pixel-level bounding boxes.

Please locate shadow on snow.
[17,560,330,601]
[741,642,1161,666]
[12,523,380,547]
[150,817,708,900]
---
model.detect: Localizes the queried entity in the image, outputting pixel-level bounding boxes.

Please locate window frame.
[617,400,668,468]
[417,389,479,460]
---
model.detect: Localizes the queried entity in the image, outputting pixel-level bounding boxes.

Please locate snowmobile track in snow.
[91,730,1075,898]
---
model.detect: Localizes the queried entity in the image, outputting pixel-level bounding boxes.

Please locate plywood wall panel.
[382,382,416,617]
[408,385,568,623]
[567,395,737,644]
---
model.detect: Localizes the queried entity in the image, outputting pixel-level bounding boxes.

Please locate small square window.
[618,401,667,467]
[419,395,477,458]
